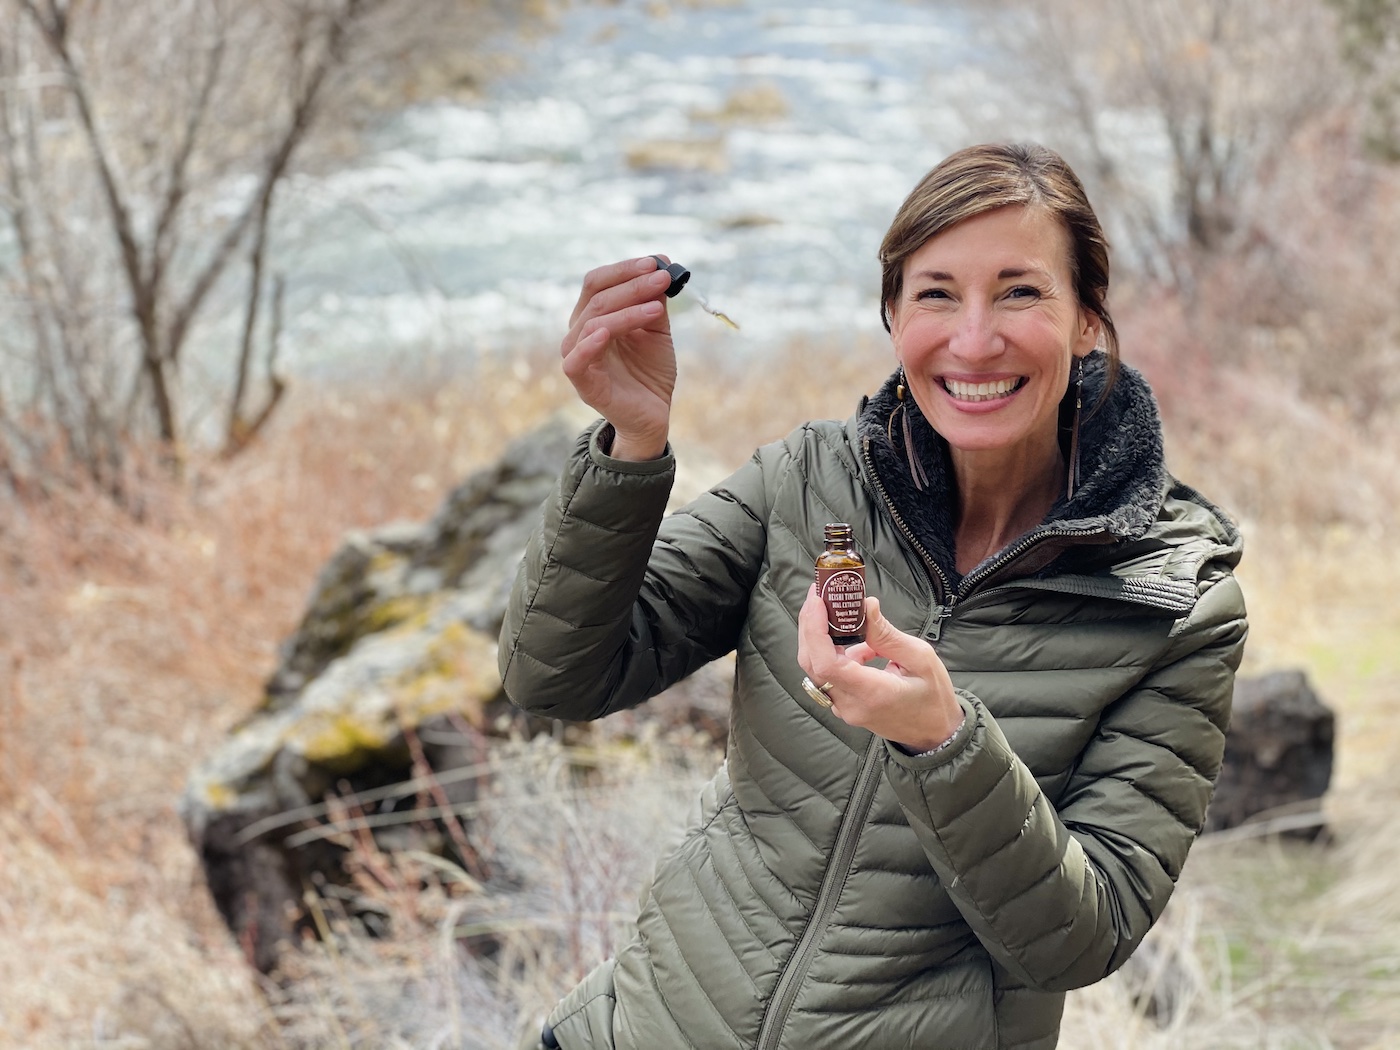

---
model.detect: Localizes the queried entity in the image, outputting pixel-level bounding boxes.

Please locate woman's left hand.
[797,586,964,752]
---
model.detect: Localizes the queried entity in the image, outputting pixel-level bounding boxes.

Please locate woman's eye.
[915,288,950,301]
[1008,285,1041,300]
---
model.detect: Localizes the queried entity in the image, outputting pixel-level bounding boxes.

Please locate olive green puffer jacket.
[499,355,1246,1050]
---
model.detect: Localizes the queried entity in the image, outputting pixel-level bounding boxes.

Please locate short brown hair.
[879,143,1119,393]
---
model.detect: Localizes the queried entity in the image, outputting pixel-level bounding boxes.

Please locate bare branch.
[150,2,231,294]
[164,0,380,366]
[0,0,528,493]
[225,180,278,451]
[965,0,1345,277]
[17,0,174,442]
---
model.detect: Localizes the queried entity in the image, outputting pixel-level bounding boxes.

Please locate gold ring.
[801,675,834,708]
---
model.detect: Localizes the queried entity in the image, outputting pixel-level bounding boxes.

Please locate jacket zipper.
[956,522,1106,596]
[755,738,884,1050]
[860,441,956,637]
[860,438,1107,631]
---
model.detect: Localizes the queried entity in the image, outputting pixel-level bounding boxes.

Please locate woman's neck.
[950,438,1066,576]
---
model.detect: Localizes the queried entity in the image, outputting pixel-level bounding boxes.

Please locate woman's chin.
[929,409,1035,454]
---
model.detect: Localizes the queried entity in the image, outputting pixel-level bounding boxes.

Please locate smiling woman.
[499,143,1247,1050]
[891,206,1100,571]
[893,208,1096,449]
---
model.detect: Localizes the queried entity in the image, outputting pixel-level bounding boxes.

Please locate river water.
[275,0,992,371]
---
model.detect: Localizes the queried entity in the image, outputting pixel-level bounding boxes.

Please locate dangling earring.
[1066,356,1085,501]
[886,366,929,491]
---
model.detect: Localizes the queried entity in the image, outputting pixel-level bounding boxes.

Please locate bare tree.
[959,0,1346,284]
[947,0,1400,420]
[0,0,521,495]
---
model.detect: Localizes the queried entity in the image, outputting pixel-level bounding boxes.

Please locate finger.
[570,258,671,328]
[560,299,669,405]
[864,598,956,697]
[860,597,908,652]
[560,328,615,403]
[825,598,903,665]
[840,640,894,668]
[859,597,935,667]
[797,583,844,683]
[574,299,665,348]
[563,291,667,358]
[561,324,611,377]
[564,275,672,356]
[571,257,656,322]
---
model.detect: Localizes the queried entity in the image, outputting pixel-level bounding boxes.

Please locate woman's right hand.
[561,256,678,460]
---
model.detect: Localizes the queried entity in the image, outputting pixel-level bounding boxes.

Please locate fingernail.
[659,262,690,297]
[642,300,664,315]
[638,257,657,273]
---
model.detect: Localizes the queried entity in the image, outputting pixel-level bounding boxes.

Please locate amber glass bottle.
[815,523,866,644]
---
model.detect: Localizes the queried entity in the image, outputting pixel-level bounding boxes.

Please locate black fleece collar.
[856,350,1169,586]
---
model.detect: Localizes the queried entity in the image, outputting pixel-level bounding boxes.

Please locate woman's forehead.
[907,205,1073,274]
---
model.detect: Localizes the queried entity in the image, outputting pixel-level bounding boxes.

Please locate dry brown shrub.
[1122,289,1400,536]
[0,354,579,1049]
[271,735,718,1048]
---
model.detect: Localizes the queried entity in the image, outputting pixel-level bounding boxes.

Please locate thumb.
[858,596,929,666]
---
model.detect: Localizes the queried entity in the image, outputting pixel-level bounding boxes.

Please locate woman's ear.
[1074,309,1102,357]
[886,299,904,341]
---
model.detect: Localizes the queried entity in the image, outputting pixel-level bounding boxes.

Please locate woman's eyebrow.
[910,266,1052,282]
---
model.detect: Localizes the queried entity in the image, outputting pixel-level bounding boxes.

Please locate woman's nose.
[949,303,1004,360]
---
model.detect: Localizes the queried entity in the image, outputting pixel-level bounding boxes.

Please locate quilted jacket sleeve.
[881,567,1247,993]
[498,421,780,722]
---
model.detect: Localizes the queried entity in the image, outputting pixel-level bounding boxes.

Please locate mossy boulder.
[181,409,730,972]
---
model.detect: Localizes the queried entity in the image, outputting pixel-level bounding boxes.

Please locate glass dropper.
[651,256,740,330]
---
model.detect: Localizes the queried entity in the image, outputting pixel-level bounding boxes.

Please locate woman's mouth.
[940,376,1026,403]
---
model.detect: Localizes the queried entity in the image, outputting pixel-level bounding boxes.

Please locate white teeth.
[942,377,1022,402]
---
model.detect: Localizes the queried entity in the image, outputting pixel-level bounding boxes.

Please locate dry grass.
[269,735,719,1049]
[1,315,1399,1047]
[1056,771,1400,1048]
[0,356,577,1049]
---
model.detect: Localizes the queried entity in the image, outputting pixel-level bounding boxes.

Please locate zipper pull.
[927,603,953,641]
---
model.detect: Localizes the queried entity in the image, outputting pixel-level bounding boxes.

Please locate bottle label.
[816,566,866,637]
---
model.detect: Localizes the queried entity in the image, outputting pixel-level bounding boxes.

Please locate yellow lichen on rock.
[297,711,395,768]
[363,593,437,634]
[391,621,501,730]
[201,780,239,811]
[366,549,403,575]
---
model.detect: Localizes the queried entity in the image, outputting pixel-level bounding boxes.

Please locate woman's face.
[888,205,1100,461]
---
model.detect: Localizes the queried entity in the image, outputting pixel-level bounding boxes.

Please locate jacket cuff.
[540,419,675,540]
[883,692,979,771]
[588,421,676,476]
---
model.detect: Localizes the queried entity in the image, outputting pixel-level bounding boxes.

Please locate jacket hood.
[854,351,1232,589]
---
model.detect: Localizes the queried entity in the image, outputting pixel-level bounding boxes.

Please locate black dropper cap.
[650,255,691,298]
